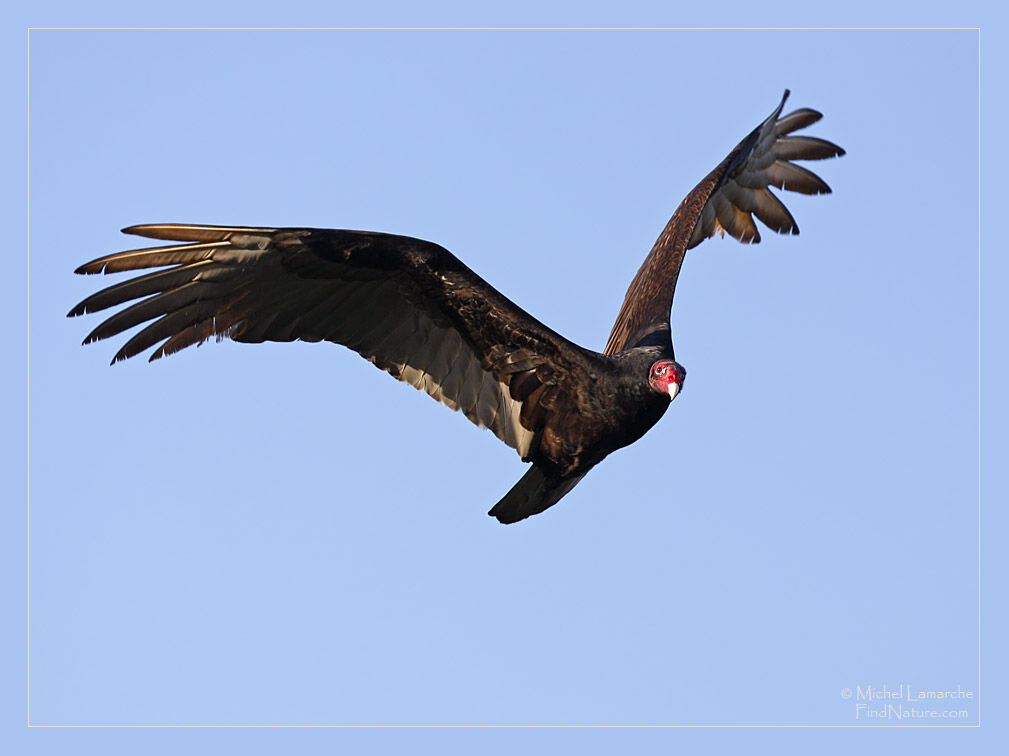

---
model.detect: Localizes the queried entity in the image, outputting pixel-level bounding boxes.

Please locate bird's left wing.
[604,90,844,355]
[69,224,602,461]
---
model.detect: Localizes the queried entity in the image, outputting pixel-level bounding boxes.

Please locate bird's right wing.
[604,90,844,355]
[69,224,605,462]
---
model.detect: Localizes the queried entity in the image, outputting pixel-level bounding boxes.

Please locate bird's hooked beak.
[667,381,679,401]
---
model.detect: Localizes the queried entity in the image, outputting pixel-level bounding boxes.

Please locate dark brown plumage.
[69,90,843,524]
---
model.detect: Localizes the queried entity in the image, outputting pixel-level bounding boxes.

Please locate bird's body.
[70,90,843,523]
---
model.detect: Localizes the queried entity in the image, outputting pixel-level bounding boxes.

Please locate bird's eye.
[657,365,667,376]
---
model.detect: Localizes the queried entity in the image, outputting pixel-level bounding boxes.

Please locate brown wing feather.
[69,225,603,461]
[604,90,844,355]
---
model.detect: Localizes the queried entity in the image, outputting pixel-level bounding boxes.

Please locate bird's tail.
[488,465,587,524]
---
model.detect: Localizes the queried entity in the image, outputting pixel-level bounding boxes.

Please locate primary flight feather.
[69,90,843,524]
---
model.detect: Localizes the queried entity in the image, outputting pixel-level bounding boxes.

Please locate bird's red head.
[648,359,685,401]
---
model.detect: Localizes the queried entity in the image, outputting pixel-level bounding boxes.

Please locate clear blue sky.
[12,5,1001,754]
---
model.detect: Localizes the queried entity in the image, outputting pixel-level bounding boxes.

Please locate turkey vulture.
[69,90,843,524]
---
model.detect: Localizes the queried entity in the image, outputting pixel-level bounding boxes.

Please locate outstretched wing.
[69,224,603,461]
[604,90,844,355]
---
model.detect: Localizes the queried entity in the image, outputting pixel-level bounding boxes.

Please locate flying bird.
[69,90,843,524]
